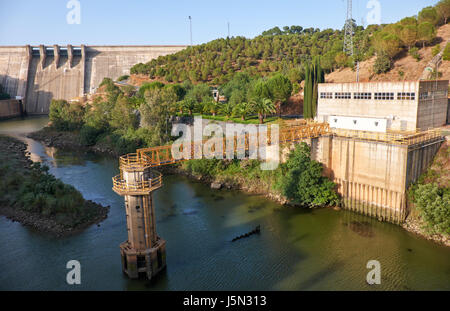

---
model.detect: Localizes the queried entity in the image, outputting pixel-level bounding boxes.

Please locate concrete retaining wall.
[0,99,22,119]
[315,135,444,223]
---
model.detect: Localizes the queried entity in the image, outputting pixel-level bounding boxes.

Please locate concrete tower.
[112,155,166,279]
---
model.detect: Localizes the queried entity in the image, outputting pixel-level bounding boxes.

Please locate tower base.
[120,238,166,280]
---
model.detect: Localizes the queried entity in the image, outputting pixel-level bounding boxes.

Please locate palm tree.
[251,98,275,123]
[220,102,234,120]
[182,98,196,116]
[204,100,220,116]
[232,102,252,121]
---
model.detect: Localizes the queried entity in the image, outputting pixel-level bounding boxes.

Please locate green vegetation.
[411,184,449,235]
[0,84,11,100]
[408,142,450,237]
[276,143,340,207]
[443,42,450,61]
[130,3,445,86]
[303,56,324,119]
[0,136,107,230]
[117,75,129,81]
[182,142,340,208]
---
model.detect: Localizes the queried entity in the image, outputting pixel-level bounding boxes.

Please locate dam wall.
[0,45,186,114]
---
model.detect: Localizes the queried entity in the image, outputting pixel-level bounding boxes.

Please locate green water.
[0,117,449,290]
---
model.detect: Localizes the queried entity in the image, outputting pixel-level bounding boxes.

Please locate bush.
[276,143,340,207]
[432,44,441,57]
[409,47,421,61]
[373,53,392,74]
[49,100,84,131]
[443,42,450,61]
[413,183,450,235]
[117,75,129,82]
[79,125,102,146]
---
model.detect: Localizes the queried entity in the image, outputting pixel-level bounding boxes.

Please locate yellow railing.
[332,128,442,145]
[112,173,162,195]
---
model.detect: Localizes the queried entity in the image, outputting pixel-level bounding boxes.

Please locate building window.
[354,92,372,99]
[335,92,351,99]
[397,92,415,100]
[374,92,394,100]
[320,92,333,99]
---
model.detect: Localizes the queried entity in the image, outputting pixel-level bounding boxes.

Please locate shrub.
[117,75,129,82]
[276,143,340,207]
[79,125,102,146]
[432,44,441,57]
[443,42,450,61]
[413,183,450,235]
[373,53,392,74]
[49,100,84,131]
[409,47,421,61]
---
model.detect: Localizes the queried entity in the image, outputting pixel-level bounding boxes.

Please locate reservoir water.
[0,117,449,290]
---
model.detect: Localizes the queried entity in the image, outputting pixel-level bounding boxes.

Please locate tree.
[267,73,293,116]
[418,6,439,25]
[303,56,324,119]
[204,100,221,116]
[401,25,418,50]
[278,143,340,207]
[109,95,138,131]
[436,0,450,24]
[335,52,349,68]
[220,102,235,119]
[232,102,252,121]
[251,98,275,123]
[373,52,392,74]
[418,22,436,48]
[373,31,402,59]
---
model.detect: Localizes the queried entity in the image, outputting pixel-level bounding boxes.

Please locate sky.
[0,0,439,46]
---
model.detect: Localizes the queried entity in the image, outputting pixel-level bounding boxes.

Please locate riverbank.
[0,135,109,236]
[28,126,120,156]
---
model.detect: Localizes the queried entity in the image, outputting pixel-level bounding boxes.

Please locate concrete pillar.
[39,45,46,70]
[80,45,86,96]
[16,45,32,112]
[53,44,60,68]
[67,44,73,68]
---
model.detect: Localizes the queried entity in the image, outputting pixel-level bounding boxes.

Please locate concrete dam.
[0,45,186,114]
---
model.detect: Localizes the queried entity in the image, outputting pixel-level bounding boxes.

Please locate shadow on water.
[297,260,344,290]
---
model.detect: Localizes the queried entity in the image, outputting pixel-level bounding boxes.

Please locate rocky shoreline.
[28,127,449,247]
[27,127,119,156]
[0,134,110,237]
[0,201,109,237]
[402,218,450,247]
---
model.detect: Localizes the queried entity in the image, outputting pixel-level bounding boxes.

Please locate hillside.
[327,24,450,82]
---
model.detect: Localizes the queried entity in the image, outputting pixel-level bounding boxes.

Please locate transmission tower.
[343,0,354,57]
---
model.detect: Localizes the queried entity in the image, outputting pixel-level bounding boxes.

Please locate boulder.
[210,182,222,190]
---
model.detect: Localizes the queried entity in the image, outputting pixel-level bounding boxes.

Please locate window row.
[320,92,417,100]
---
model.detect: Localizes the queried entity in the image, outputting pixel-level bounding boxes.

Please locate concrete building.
[317,80,449,132]
[0,45,186,114]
